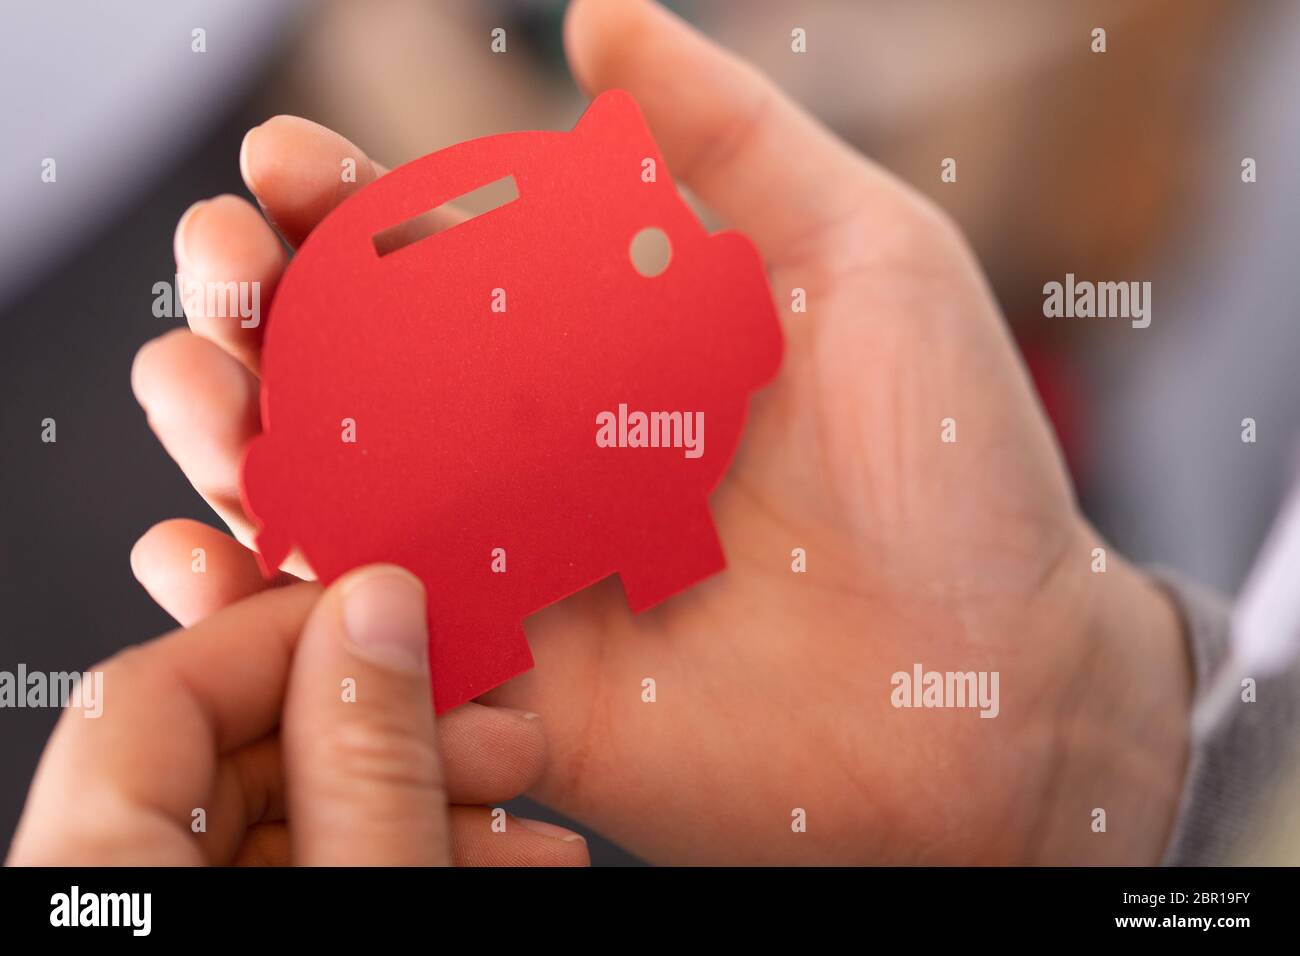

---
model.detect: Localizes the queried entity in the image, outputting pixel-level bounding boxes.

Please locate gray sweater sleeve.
[1154,569,1300,865]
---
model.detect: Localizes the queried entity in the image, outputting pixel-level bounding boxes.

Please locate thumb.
[282,564,448,865]
[563,0,906,265]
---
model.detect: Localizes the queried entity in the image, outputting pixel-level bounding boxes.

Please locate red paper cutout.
[240,90,783,712]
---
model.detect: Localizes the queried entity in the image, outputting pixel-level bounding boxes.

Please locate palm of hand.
[491,197,1093,864]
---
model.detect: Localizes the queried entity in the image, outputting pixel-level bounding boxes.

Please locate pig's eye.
[629,226,671,278]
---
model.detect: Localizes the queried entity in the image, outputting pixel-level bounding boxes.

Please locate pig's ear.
[573,89,653,144]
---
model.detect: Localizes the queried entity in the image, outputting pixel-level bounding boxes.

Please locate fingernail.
[173,199,207,267]
[239,124,262,194]
[340,566,428,673]
[514,817,586,843]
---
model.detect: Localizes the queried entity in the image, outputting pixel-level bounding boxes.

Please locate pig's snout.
[711,230,783,388]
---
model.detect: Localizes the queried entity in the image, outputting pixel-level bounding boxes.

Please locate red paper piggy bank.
[241,90,782,712]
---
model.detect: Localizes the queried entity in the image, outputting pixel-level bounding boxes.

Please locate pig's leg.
[427,607,535,713]
[618,502,726,613]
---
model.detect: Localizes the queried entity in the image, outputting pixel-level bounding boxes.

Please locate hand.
[6,564,589,866]
[130,0,1191,864]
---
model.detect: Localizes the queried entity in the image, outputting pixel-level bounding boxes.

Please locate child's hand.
[6,564,588,866]
[129,0,1190,864]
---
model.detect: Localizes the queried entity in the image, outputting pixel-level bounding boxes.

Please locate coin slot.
[373,175,519,257]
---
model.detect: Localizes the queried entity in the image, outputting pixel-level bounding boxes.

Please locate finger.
[173,194,287,373]
[6,582,321,864]
[129,331,314,576]
[564,0,919,265]
[239,114,466,252]
[194,707,549,865]
[132,329,259,531]
[132,522,549,803]
[446,806,589,867]
[131,331,316,577]
[435,703,547,805]
[194,705,552,864]
[131,519,293,627]
[169,704,551,865]
[282,565,448,865]
[190,705,552,864]
[231,821,290,866]
[117,582,321,755]
[229,810,591,867]
[239,115,387,249]
[197,735,286,864]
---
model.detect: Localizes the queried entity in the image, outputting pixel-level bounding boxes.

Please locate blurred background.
[2,0,1298,864]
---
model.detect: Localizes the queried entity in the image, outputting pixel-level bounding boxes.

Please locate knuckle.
[891,193,967,260]
[315,718,444,797]
[92,645,155,699]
